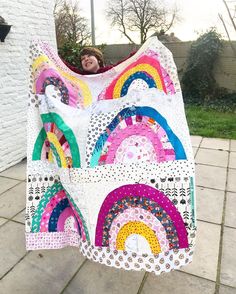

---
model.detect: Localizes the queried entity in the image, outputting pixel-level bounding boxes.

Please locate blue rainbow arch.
[90,106,186,167]
[121,72,156,96]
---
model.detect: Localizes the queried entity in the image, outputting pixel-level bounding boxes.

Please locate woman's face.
[81,54,100,73]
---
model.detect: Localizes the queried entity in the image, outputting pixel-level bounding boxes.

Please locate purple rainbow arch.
[95,184,188,248]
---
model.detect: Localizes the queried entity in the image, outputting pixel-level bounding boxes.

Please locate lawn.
[185,105,236,139]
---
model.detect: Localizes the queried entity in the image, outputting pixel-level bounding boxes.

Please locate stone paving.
[0,136,236,294]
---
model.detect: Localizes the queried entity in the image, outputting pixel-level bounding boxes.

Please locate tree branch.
[223,0,236,31]
[106,0,179,44]
[219,13,236,55]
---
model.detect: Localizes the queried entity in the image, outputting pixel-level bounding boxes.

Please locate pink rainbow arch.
[57,207,79,232]
[104,122,175,164]
[36,68,78,107]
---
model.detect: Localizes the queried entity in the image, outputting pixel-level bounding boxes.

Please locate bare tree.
[222,0,236,32]
[106,0,179,44]
[54,0,91,47]
[53,0,64,16]
[218,0,236,55]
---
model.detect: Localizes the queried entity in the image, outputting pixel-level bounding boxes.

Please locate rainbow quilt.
[26,37,196,275]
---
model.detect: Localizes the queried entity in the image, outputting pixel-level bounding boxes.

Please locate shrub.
[58,41,106,69]
[182,29,223,104]
[182,28,236,112]
[58,41,82,67]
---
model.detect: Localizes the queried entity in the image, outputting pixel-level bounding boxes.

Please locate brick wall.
[0,0,56,172]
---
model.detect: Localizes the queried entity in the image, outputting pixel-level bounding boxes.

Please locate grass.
[185,105,236,139]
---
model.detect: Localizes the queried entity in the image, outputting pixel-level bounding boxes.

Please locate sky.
[78,0,236,44]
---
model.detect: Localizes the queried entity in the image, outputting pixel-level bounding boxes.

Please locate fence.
[103,41,236,91]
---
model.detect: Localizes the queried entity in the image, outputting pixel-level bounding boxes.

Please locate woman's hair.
[80,47,104,67]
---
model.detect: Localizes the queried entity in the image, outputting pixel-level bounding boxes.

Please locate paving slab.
[191,136,202,148]
[0,247,85,294]
[0,217,8,226]
[196,186,224,224]
[0,137,233,292]
[193,147,198,157]
[220,227,236,287]
[225,192,236,228]
[230,140,236,152]
[12,208,25,224]
[219,285,236,294]
[141,271,215,294]
[195,148,228,168]
[0,182,26,219]
[180,221,221,281]
[200,138,230,151]
[0,221,26,278]
[196,164,227,191]
[64,259,145,294]
[0,177,20,195]
[227,169,236,192]
[229,152,236,169]
[0,159,26,181]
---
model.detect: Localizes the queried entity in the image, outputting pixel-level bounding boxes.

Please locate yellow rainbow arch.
[60,71,92,107]
[32,55,51,71]
[32,55,92,107]
[113,63,165,98]
[47,132,67,167]
[48,149,54,163]
[116,221,162,254]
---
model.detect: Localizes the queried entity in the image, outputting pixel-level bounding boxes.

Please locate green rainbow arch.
[32,128,47,160]
[33,112,81,168]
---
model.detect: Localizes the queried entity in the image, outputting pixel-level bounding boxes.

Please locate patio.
[0,136,236,294]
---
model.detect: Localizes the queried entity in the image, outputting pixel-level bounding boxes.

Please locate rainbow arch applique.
[32,127,52,162]
[109,207,169,253]
[32,112,81,168]
[31,181,90,241]
[90,106,186,167]
[95,184,188,253]
[32,54,92,108]
[99,55,175,99]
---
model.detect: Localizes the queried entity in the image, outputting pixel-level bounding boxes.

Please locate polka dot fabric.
[26,37,196,276]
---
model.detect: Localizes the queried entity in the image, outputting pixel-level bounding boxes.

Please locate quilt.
[26,37,196,275]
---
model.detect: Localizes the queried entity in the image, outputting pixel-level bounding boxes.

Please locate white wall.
[0,0,57,172]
